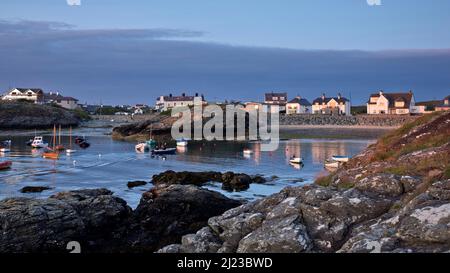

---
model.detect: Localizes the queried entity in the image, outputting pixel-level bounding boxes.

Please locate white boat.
[66,127,76,155]
[135,143,149,153]
[289,157,303,164]
[243,149,253,155]
[324,161,340,168]
[176,139,188,147]
[0,140,11,152]
[331,155,350,163]
[31,136,48,149]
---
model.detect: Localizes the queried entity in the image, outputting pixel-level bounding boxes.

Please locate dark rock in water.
[152,170,223,187]
[0,189,132,253]
[127,181,148,188]
[152,170,265,192]
[127,185,242,252]
[0,186,242,253]
[222,174,251,192]
[20,186,52,193]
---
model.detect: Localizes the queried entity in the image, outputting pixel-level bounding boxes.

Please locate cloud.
[0,19,449,105]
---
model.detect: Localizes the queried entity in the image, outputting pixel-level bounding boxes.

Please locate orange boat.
[43,125,60,160]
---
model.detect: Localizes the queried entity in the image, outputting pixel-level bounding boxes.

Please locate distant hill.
[0,101,81,129]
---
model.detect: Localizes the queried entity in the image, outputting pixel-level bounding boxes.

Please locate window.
[395,101,405,108]
[280,97,285,100]
[273,97,278,101]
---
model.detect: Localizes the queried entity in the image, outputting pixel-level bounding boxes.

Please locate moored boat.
[151,148,176,155]
[243,149,253,155]
[43,125,60,160]
[31,136,48,149]
[331,155,350,163]
[135,143,149,153]
[176,139,189,147]
[0,140,11,153]
[289,157,303,164]
[66,127,76,155]
[0,161,12,170]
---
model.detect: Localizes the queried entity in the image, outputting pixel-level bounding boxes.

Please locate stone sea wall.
[280,114,417,127]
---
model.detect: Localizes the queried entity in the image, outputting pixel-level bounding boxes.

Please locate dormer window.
[395,101,405,108]
[273,97,278,101]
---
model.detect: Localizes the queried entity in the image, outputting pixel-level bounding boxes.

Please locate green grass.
[444,166,450,179]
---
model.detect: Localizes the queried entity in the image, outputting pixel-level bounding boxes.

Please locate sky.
[0,0,449,105]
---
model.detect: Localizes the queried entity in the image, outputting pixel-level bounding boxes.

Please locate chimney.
[379,90,384,96]
[195,92,199,97]
[338,93,342,99]
[182,93,185,97]
[50,91,53,95]
[169,93,172,97]
[321,93,325,100]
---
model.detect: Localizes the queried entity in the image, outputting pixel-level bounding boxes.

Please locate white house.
[286,96,312,114]
[1,88,44,102]
[367,91,416,115]
[155,93,206,111]
[312,93,351,116]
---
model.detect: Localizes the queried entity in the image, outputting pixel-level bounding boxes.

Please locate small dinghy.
[152,148,176,155]
[176,139,189,147]
[243,149,253,155]
[331,155,350,163]
[0,161,12,170]
[135,143,149,153]
[289,157,303,164]
[78,141,90,149]
[324,160,340,169]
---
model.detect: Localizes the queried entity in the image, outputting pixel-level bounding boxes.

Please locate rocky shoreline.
[1,112,449,253]
[0,101,80,129]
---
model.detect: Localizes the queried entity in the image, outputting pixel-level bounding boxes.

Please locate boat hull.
[0,161,12,170]
[152,148,177,155]
[43,152,59,160]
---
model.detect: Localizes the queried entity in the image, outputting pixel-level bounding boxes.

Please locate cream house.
[312,93,351,116]
[155,93,206,111]
[367,91,416,115]
[435,95,450,112]
[2,88,44,102]
[286,96,312,114]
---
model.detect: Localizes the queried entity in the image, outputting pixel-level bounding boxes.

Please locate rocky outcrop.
[152,171,266,192]
[158,179,450,253]
[0,186,241,253]
[0,189,131,253]
[127,181,148,188]
[0,101,80,129]
[157,112,450,253]
[127,185,242,251]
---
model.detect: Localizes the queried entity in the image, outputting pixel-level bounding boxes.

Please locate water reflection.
[0,134,373,208]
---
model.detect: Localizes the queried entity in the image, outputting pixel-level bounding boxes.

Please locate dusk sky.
[0,0,449,105]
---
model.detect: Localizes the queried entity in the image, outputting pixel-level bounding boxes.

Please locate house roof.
[162,94,205,102]
[288,97,312,106]
[9,88,44,94]
[313,95,349,104]
[265,92,287,102]
[43,93,78,102]
[368,92,413,109]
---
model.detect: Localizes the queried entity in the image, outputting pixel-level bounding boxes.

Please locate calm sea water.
[0,129,373,208]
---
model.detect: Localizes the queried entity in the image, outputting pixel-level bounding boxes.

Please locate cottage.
[1,88,44,102]
[42,92,79,110]
[286,96,312,115]
[244,102,263,112]
[367,91,416,115]
[435,95,450,112]
[312,93,351,116]
[264,92,287,113]
[155,93,206,111]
